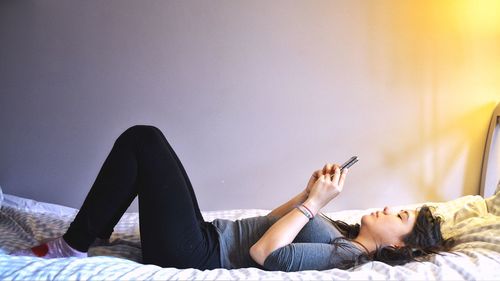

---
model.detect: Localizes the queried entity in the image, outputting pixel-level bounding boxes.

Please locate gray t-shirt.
[211,215,363,271]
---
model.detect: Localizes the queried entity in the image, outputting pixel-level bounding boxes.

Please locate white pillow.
[486,185,500,216]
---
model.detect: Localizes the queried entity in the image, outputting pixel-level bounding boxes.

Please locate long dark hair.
[320,205,455,269]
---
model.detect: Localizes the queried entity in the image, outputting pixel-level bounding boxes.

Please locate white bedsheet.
[0,191,499,280]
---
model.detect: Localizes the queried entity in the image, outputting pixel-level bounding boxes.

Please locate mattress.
[1,190,499,280]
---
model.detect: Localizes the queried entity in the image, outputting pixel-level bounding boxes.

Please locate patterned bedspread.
[0,190,499,280]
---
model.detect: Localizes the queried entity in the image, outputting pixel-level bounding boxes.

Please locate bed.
[1,103,499,280]
[0,188,499,280]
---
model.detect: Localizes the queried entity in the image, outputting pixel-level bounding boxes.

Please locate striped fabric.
[0,192,499,280]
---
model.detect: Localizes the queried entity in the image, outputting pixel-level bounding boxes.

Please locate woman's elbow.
[249,243,268,266]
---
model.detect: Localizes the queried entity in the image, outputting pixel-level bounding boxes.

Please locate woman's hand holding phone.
[304,166,347,215]
[302,156,358,214]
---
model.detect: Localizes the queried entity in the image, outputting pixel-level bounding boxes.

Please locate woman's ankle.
[62,233,91,253]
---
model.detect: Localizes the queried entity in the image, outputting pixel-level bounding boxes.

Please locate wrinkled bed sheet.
[0,190,499,280]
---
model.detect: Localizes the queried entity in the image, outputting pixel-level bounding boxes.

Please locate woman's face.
[360,206,417,247]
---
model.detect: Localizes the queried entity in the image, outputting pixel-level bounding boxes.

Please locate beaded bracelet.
[296,204,314,220]
[301,204,314,218]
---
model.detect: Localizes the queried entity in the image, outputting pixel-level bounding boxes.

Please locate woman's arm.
[251,206,311,265]
[250,166,348,266]
[266,191,308,219]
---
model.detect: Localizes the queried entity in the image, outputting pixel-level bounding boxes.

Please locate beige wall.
[0,0,499,212]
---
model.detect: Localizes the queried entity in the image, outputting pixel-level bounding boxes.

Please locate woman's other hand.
[268,163,336,219]
[304,165,348,215]
[304,163,335,196]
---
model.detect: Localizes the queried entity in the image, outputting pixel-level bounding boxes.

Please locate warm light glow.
[454,0,500,34]
[364,0,500,201]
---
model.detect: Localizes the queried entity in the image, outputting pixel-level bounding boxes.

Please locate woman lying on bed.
[11,125,454,271]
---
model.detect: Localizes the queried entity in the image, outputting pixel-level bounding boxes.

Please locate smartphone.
[331,156,358,179]
[340,156,358,171]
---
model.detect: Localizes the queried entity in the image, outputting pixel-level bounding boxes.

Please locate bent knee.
[126,124,159,133]
[120,125,162,140]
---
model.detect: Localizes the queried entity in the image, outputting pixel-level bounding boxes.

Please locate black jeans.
[63,125,221,270]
